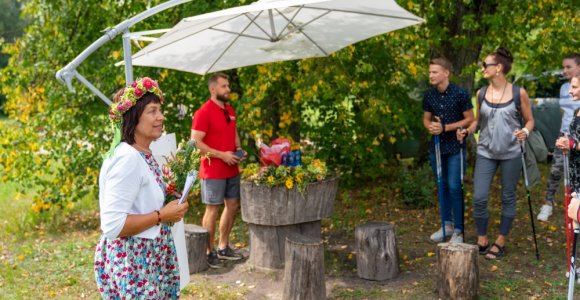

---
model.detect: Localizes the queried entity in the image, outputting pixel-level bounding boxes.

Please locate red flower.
[131,81,138,88]
[143,78,153,89]
[134,88,144,98]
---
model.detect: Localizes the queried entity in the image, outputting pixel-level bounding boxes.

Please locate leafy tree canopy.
[0,0,577,213]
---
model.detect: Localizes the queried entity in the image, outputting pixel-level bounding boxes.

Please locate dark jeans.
[429,150,465,233]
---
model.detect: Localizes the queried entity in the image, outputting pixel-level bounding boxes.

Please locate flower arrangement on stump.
[241,137,329,192]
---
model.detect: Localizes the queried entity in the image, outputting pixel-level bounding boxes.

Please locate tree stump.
[184,224,209,273]
[282,234,326,300]
[436,242,479,300]
[355,221,399,280]
[248,221,321,270]
[241,177,338,270]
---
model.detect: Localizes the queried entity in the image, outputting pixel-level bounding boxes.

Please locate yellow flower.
[285,177,294,189]
[267,176,275,184]
[295,173,303,183]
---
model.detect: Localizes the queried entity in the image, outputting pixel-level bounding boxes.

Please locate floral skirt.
[94,225,180,299]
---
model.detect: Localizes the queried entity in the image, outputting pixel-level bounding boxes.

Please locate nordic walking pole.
[434,117,446,241]
[459,127,465,238]
[564,144,573,276]
[568,216,579,300]
[521,141,540,260]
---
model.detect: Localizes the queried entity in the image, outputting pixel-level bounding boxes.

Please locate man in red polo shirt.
[191,73,245,268]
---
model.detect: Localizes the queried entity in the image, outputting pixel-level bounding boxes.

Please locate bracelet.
[205,152,212,166]
[154,210,161,226]
[522,128,530,137]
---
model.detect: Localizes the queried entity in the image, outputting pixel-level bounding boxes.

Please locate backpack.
[477,84,548,188]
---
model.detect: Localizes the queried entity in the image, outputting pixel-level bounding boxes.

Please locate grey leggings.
[473,154,522,236]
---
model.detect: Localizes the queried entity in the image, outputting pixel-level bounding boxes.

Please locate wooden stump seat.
[436,242,479,300]
[183,224,209,274]
[355,221,399,280]
[282,233,326,300]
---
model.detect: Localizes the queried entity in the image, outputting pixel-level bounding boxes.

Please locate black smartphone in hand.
[234,149,245,159]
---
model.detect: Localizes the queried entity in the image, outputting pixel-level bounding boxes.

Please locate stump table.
[241,177,338,270]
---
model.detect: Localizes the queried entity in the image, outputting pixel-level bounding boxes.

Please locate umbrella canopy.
[130,0,424,75]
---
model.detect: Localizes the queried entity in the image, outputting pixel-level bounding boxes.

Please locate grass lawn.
[1,158,579,299]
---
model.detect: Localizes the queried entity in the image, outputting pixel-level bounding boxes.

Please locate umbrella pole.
[435,135,446,241]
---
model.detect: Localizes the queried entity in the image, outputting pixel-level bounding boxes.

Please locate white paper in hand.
[178,170,197,205]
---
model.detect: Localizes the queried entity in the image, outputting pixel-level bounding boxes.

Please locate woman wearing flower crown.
[94,77,189,299]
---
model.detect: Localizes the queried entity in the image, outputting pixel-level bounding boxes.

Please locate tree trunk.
[436,242,479,300]
[248,221,321,270]
[355,222,399,280]
[184,224,209,274]
[427,0,498,93]
[282,233,326,300]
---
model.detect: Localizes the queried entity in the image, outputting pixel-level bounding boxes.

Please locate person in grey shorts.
[191,73,246,268]
[458,47,534,260]
[537,53,580,222]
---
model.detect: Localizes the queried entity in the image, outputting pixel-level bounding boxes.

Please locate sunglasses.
[482,61,499,68]
[223,109,231,124]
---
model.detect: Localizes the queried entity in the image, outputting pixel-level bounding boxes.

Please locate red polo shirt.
[192,99,239,179]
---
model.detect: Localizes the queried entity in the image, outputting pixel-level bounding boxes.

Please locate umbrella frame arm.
[55,0,193,104]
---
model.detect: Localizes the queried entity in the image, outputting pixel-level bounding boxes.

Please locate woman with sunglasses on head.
[457,47,534,260]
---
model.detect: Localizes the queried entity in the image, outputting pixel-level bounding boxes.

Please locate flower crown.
[108,77,164,122]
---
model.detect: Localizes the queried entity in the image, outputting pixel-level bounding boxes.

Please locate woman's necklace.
[489,82,508,120]
[132,143,152,154]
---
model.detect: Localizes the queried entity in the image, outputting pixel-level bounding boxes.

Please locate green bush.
[395,161,435,208]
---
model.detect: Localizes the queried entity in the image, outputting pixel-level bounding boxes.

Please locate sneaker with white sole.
[537,204,553,222]
[207,250,222,269]
[430,224,454,243]
[449,232,464,244]
[217,245,243,261]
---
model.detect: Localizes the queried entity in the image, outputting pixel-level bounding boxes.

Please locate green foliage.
[0,0,578,218]
[163,140,201,202]
[395,160,435,208]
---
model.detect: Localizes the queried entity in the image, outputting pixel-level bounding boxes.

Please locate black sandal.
[477,242,490,255]
[485,243,505,260]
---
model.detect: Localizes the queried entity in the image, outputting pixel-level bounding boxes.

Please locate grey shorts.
[201,175,241,205]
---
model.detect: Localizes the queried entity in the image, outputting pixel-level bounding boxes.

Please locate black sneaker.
[217,245,243,261]
[207,250,222,269]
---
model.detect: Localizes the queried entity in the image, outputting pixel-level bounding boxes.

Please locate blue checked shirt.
[423,83,473,155]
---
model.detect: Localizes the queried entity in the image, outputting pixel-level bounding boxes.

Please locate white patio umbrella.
[130,0,424,75]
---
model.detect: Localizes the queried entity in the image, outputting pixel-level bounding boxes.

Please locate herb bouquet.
[162,140,201,203]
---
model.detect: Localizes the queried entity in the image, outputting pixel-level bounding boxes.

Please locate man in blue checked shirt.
[422,57,474,243]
